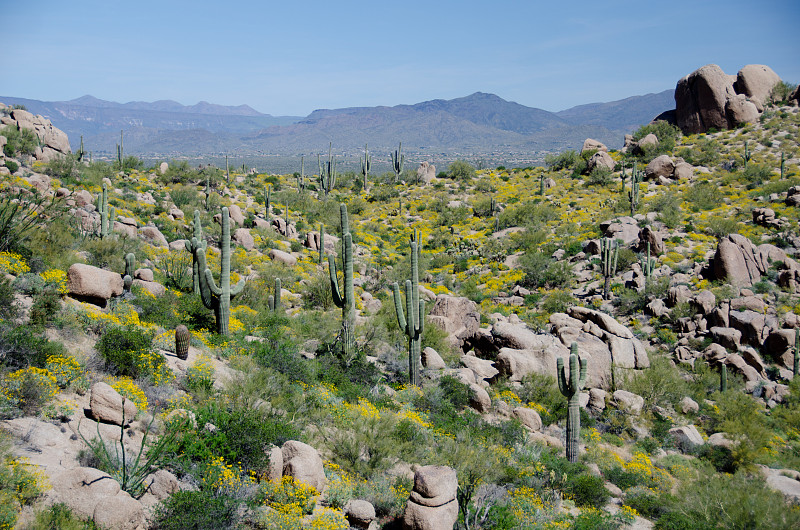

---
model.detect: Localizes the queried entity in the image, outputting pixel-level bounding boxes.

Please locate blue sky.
[2,0,798,116]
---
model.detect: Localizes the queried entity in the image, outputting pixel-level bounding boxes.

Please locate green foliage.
[0,188,60,254]
[0,277,20,322]
[703,216,739,238]
[44,154,80,180]
[656,469,800,529]
[94,325,159,379]
[545,150,579,171]
[587,166,613,187]
[29,503,98,530]
[166,402,298,475]
[769,81,797,104]
[0,432,48,528]
[648,191,682,228]
[151,490,239,530]
[624,355,690,409]
[685,180,724,211]
[632,121,681,157]
[518,251,574,289]
[28,289,62,328]
[448,160,476,181]
[3,159,18,174]
[79,413,178,498]
[0,324,66,370]
[499,201,558,230]
[614,277,670,316]
[517,372,566,425]
[676,138,720,167]
[705,390,771,471]
[1,125,38,157]
[741,163,772,188]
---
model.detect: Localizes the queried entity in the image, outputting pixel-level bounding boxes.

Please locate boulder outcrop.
[402,465,458,530]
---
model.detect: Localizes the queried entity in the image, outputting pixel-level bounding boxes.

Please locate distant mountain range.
[0,90,674,159]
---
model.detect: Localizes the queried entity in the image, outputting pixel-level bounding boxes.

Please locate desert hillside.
[0,64,799,530]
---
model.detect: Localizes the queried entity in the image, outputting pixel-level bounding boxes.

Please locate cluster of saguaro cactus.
[393,231,425,386]
[360,143,371,191]
[97,182,115,239]
[185,210,207,295]
[558,342,587,463]
[195,206,245,335]
[175,324,190,360]
[319,143,337,196]
[268,277,281,312]
[641,241,655,283]
[391,142,404,183]
[601,238,618,300]
[264,185,271,221]
[328,204,355,358]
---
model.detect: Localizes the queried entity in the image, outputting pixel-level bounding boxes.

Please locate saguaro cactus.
[641,242,655,283]
[319,143,337,197]
[297,156,306,193]
[264,184,271,221]
[557,342,588,463]
[185,210,207,295]
[328,204,355,358]
[123,252,135,291]
[393,234,425,386]
[318,223,325,265]
[97,182,115,239]
[720,362,728,392]
[743,141,751,169]
[601,238,618,300]
[360,143,371,191]
[196,206,245,335]
[391,142,404,183]
[629,164,641,216]
[225,155,230,185]
[268,277,281,312]
[175,325,190,361]
[781,151,786,180]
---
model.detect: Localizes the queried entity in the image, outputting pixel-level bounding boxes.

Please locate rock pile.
[675,64,781,134]
[402,465,458,530]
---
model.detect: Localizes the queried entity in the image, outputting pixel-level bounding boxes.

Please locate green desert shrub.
[1,125,38,158]
[545,150,579,171]
[151,490,239,530]
[0,324,66,370]
[632,121,681,157]
[94,325,161,379]
[448,160,476,181]
[685,180,724,211]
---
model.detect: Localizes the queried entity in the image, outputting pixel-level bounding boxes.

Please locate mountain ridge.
[0,90,674,157]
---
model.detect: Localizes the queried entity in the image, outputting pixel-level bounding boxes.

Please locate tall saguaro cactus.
[720,363,728,392]
[196,206,245,335]
[328,204,355,358]
[264,185,271,221]
[185,210,207,295]
[360,143,371,191]
[641,242,655,283]
[794,330,799,378]
[268,277,281,312]
[297,156,306,193]
[557,342,588,463]
[318,223,325,265]
[123,252,135,291]
[601,238,618,300]
[319,143,337,197]
[629,163,641,216]
[391,142,404,183]
[393,234,425,386]
[97,182,115,239]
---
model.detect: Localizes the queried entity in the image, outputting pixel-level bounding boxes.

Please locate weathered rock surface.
[402,465,458,530]
[89,382,138,426]
[67,263,124,303]
[282,440,326,492]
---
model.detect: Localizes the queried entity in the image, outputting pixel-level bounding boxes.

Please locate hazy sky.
[2,0,798,116]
